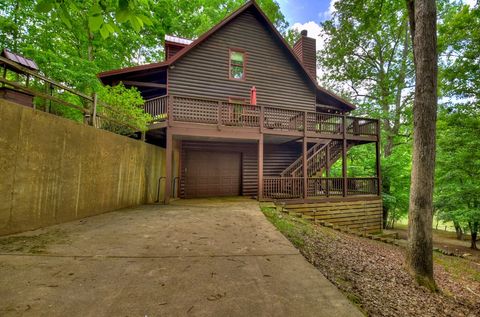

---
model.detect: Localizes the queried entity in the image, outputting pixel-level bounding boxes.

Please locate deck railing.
[263,177,304,199]
[144,94,379,138]
[144,95,168,119]
[263,177,379,200]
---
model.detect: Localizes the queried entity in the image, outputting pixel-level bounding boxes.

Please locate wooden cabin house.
[98,1,382,231]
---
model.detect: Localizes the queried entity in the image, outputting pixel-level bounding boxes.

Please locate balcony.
[144,95,379,141]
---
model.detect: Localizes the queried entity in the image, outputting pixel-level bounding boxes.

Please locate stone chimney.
[293,30,317,79]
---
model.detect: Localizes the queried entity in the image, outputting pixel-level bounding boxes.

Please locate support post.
[376,120,382,196]
[90,93,97,127]
[303,136,308,199]
[258,134,264,200]
[165,129,173,204]
[325,142,330,197]
[342,115,347,197]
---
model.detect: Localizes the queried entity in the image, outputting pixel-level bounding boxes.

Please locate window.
[229,50,246,80]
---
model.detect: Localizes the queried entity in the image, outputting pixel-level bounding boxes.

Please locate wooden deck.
[145,94,379,142]
[145,94,381,203]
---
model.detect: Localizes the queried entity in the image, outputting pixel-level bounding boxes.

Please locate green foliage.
[318,0,416,226]
[98,84,152,134]
[435,106,480,242]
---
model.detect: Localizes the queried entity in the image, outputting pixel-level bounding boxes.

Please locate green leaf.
[116,9,129,23]
[59,7,72,29]
[89,15,104,32]
[138,14,153,26]
[99,24,110,39]
[130,16,141,32]
[36,0,54,13]
[105,23,115,34]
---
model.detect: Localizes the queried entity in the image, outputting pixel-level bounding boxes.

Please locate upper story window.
[229,50,246,80]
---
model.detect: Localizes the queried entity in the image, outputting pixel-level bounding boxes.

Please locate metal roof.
[1,49,39,71]
[165,35,193,45]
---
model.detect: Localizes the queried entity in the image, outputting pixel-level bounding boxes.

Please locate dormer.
[164,35,193,61]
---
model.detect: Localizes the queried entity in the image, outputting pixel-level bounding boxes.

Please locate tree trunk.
[406,0,438,291]
[470,222,478,250]
[454,221,463,240]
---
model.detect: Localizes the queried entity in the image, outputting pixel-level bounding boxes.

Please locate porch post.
[165,129,173,204]
[342,115,347,197]
[376,120,382,196]
[303,137,308,199]
[325,142,330,197]
[258,134,264,200]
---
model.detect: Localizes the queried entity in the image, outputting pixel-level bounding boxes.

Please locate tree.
[405,0,438,290]
[435,106,480,249]
[435,3,480,250]
[318,0,415,227]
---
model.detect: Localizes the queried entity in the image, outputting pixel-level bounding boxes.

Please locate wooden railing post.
[90,92,97,127]
[259,105,264,133]
[303,111,307,135]
[217,101,222,129]
[342,114,347,197]
[168,95,174,126]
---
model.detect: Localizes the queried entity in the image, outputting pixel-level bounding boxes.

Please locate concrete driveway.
[0,197,362,317]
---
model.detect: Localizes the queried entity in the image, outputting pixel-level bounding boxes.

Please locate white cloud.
[319,0,339,20]
[464,0,477,7]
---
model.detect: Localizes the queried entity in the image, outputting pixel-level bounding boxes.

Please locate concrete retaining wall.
[0,99,165,236]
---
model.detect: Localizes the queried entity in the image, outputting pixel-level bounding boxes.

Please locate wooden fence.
[0,56,145,133]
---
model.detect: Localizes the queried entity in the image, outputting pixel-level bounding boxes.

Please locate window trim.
[228,48,247,81]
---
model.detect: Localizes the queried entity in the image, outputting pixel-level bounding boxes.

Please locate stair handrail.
[289,141,331,177]
[280,141,326,177]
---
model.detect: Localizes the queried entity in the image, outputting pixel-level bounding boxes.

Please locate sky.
[276,0,339,52]
[277,0,336,25]
[278,0,477,53]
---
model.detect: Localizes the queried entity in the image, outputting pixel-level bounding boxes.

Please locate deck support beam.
[326,143,330,197]
[376,120,382,196]
[342,115,347,197]
[303,136,308,199]
[165,129,173,204]
[258,134,264,200]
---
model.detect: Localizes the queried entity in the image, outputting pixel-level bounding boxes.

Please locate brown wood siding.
[264,144,302,176]
[180,141,304,198]
[168,9,316,112]
[166,44,184,60]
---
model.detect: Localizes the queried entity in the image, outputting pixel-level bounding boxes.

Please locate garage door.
[184,150,241,198]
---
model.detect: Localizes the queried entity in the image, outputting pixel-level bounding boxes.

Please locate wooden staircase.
[280,139,345,177]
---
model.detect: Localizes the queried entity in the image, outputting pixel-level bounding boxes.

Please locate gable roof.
[98,1,355,111]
